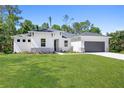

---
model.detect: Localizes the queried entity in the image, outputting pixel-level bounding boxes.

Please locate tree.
[108,31,124,52]
[85,20,91,31]
[48,16,52,28]
[0,5,22,53]
[72,22,81,33]
[61,24,73,32]
[52,24,61,30]
[79,20,91,32]
[0,6,5,52]
[41,22,49,29]
[89,26,101,33]
[0,6,4,31]
[63,14,74,25]
[5,5,22,53]
[18,20,34,34]
[63,14,69,25]
[71,20,100,34]
[61,25,68,31]
[5,5,22,35]
[62,14,74,32]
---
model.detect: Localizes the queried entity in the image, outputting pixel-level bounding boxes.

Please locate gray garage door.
[84,41,105,52]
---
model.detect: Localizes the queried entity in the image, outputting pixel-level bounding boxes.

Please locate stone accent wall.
[31,48,54,53]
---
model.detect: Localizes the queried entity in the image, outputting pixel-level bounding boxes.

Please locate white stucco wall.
[71,36,110,52]
[14,36,31,52]
[71,41,82,52]
[31,32,55,48]
[60,38,71,51]
[13,31,71,53]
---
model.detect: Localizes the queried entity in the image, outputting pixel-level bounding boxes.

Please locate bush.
[110,49,119,53]
[108,30,124,53]
[3,47,12,54]
[109,45,122,52]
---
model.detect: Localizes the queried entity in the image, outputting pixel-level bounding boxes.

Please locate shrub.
[3,47,13,54]
[108,30,124,53]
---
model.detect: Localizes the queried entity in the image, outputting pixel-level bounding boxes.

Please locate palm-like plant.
[48,16,52,28]
[72,22,81,34]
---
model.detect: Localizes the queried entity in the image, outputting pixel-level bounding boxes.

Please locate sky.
[19,5,124,34]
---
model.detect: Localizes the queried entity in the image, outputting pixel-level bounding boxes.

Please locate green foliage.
[80,20,91,31]
[48,16,52,27]
[61,24,68,31]
[41,22,49,29]
[18,20,34,34]
[89,26,101,33]
[71,20,101,34]
[52,24,61,30]
[63,14,69,25]
[72,22,81,33]
[61,24,73,32]
[63,14,74,25]
[3,47,12,54]
[108,31,124,52]
[0,5,22,54]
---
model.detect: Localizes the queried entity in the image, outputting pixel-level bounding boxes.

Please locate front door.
[54,40,57,51]
[54,39,59,52]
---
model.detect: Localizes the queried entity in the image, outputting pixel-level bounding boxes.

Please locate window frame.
[60,32,62,36]
[41,39,46,47]
[51,33,53,37]
[17,39,20,42]
[22,39,26,42]
[64,40,68,47]
[28,39,31,42]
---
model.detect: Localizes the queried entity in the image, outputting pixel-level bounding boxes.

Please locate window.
[64,40,68,47]
[23,39,26,42]
[28,32,31,36]
[60,32,62,36]
[32,32,34,36]
[28,32,34,36]
[17,39,20,42]
[28,39,31,42]
[41,39,46,47]
[51,33,53,37]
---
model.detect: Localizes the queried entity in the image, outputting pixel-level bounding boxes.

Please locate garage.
[84,41,105,52]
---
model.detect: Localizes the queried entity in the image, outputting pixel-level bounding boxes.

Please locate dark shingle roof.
[33,29,105,37]
[80,32,104,36]
[62,32,75,38]
[33,29,63,32]
[33,29,75,38]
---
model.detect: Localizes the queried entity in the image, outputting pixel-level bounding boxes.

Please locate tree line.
[0,5,123,53]
[18,15,101,34]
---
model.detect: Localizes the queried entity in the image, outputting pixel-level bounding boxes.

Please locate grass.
[120,51,124,54]
[0,54,124,88]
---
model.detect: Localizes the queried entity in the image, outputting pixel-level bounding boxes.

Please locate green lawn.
[120,51,124,54]
[0,54,124,88]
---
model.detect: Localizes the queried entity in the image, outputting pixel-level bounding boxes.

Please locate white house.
[12,29,110,53]
[12,29,73,53]
[71,32,110,52]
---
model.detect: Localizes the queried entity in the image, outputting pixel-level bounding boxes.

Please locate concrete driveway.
[86,52,124,60]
